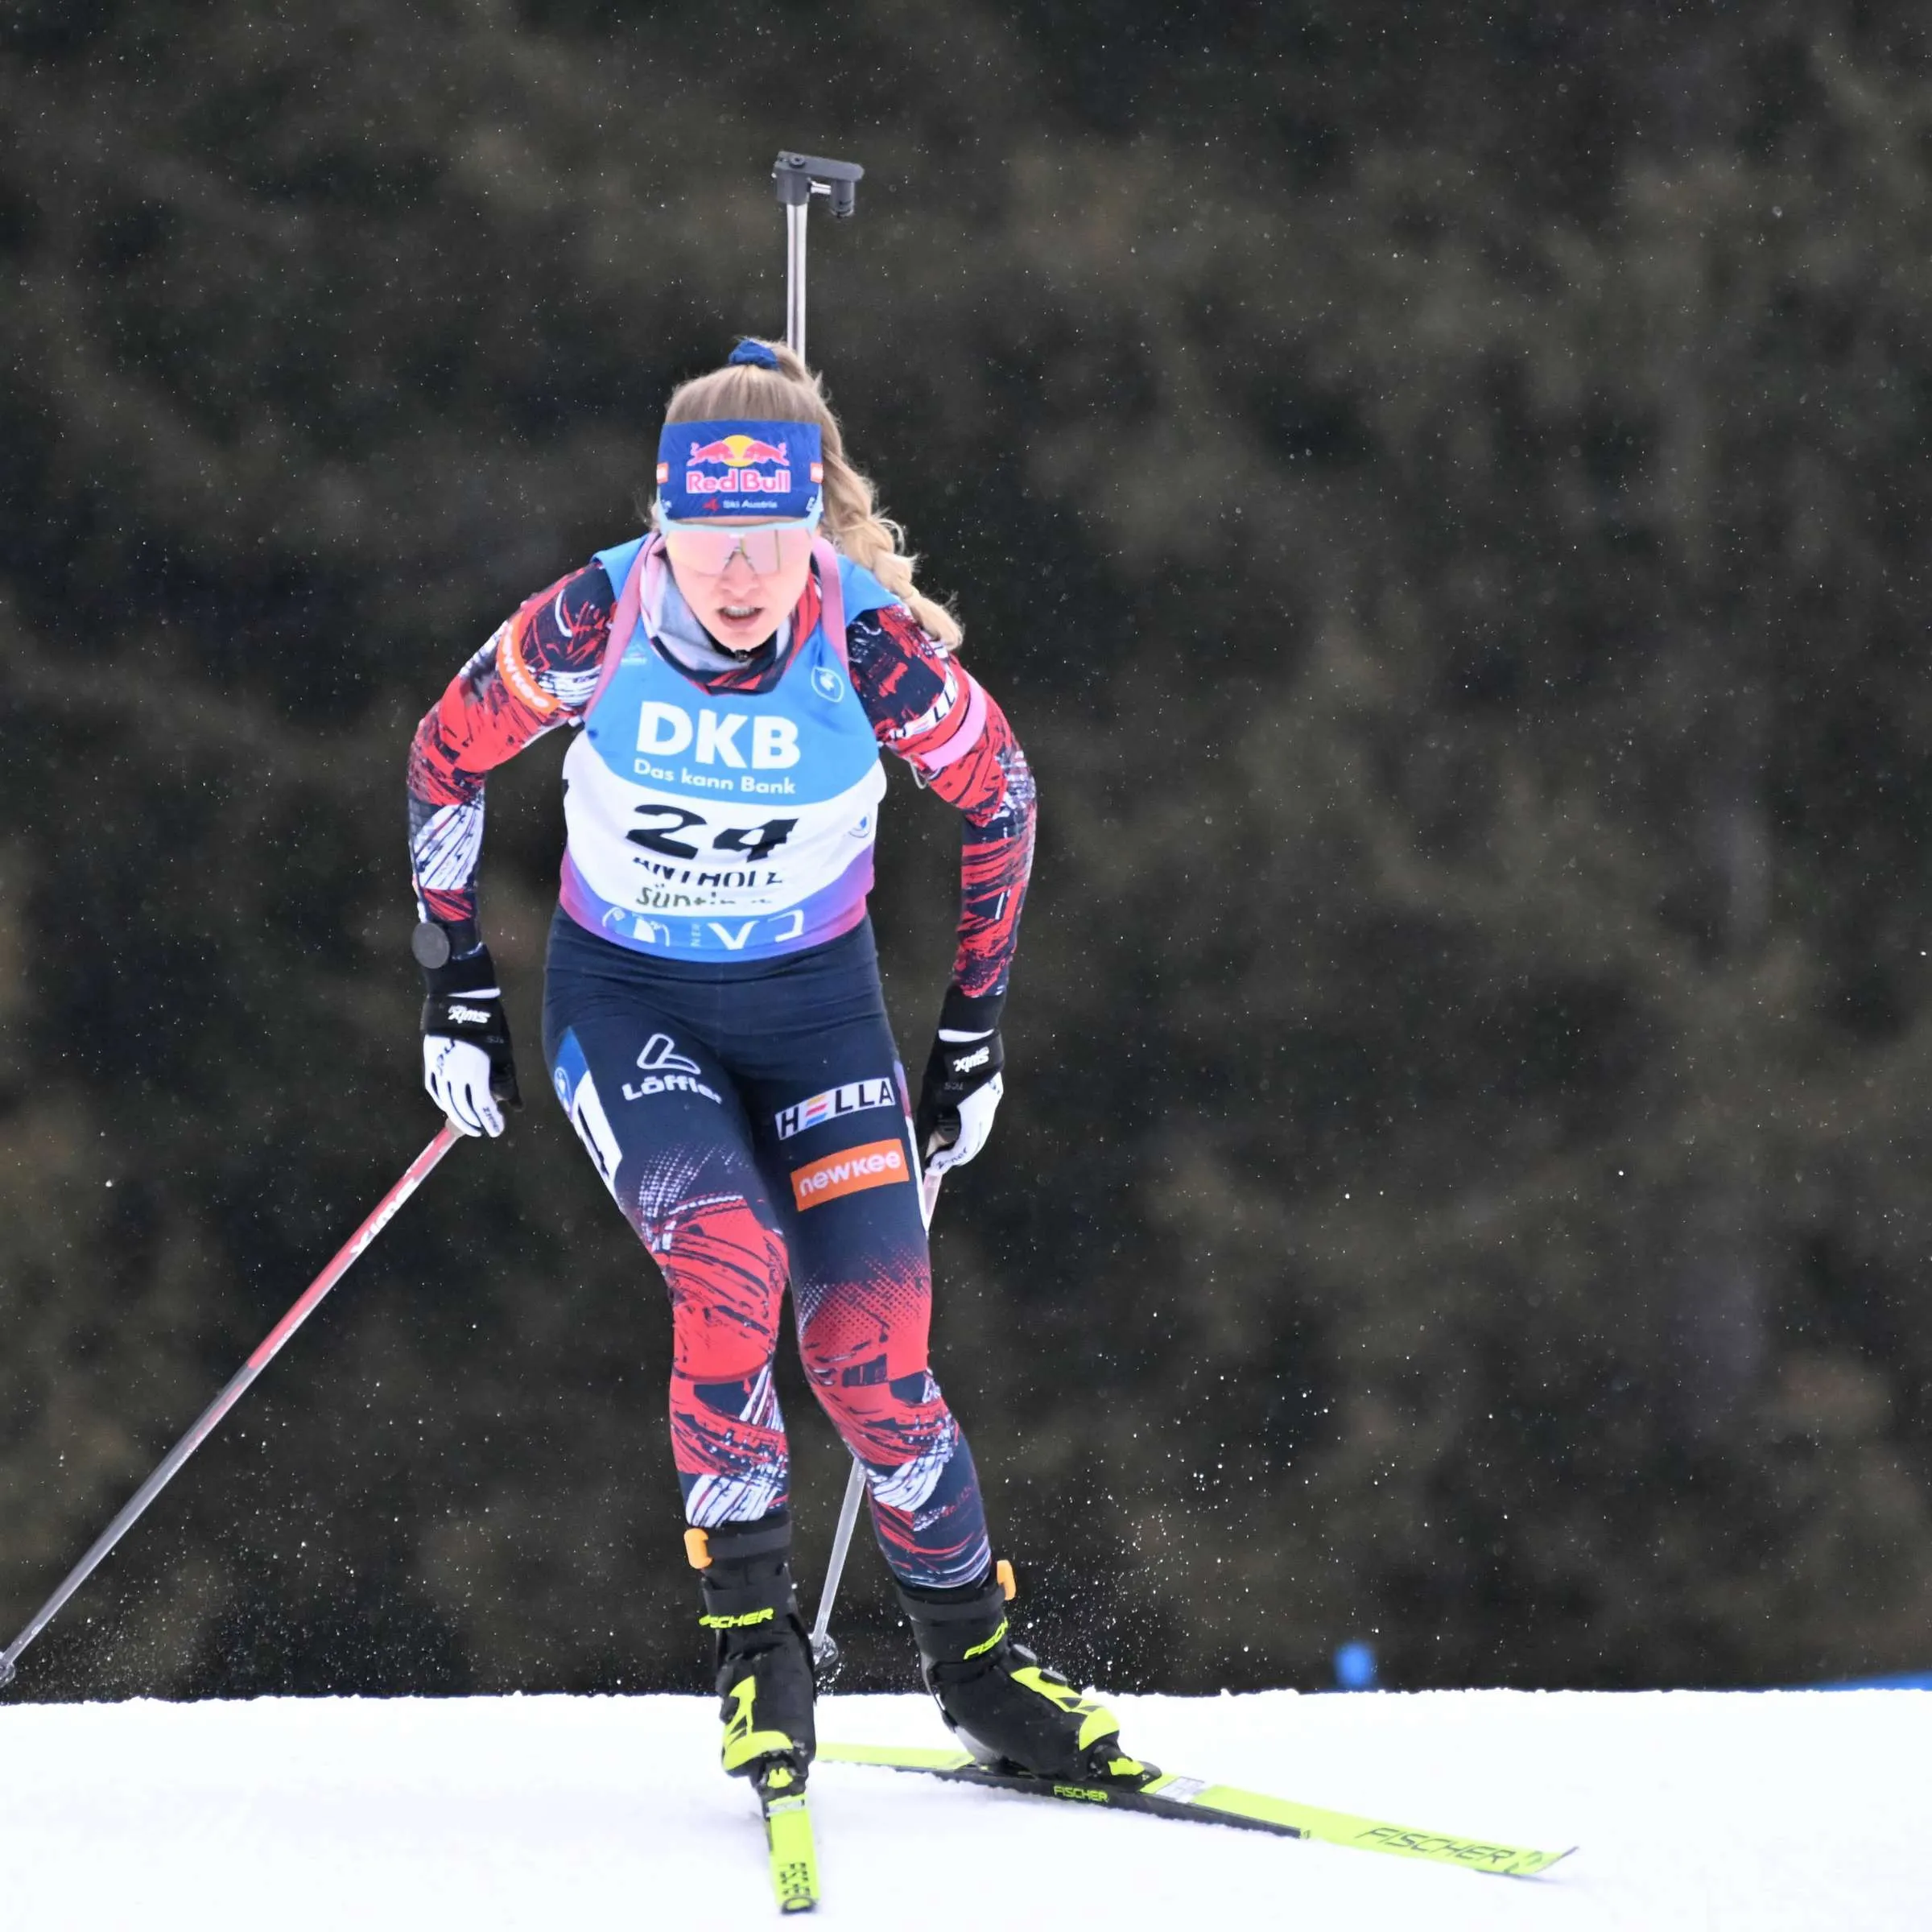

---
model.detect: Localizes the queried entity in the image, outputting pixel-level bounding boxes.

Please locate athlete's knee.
[795,1269,933,1383]
[628,1154,791,1383]
[797,1316,872,1396]
[814,1358,960,1464]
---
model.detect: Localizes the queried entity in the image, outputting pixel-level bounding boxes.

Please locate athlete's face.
[665,518,815,654]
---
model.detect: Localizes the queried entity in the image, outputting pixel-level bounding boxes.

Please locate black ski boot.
[687,1513,816,1784]
[896,1559,1150,1784]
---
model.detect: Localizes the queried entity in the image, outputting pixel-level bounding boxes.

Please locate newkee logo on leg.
[774,1077,897,1141]
[790,1139,909,1210]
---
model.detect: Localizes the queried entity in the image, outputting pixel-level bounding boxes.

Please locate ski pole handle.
[772,151,863,361]
[0,1123,461,1690]
[772,152,863,219]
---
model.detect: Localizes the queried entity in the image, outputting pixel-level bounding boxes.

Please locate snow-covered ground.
[0,1686,1925,1929]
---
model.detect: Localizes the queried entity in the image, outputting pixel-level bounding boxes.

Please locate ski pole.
[773,145,879,1679]
[772,151,863,361]
[809,1163,943,1678]
[0,1122,461,1690]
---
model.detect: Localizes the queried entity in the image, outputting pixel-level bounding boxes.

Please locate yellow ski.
[757,1761,819,1913]
[818,1741,1572,1879]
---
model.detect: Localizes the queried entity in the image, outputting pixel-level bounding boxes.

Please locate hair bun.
[728,340,782,369]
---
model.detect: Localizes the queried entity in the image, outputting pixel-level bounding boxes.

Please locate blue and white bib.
[558,535,898,960]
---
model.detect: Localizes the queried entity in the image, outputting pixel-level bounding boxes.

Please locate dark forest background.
[4,2,1932,1701]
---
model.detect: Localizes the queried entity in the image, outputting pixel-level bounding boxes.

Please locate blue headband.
[654,418,824,522]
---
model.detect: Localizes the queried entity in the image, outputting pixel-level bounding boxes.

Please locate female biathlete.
[403,340,1141,1793]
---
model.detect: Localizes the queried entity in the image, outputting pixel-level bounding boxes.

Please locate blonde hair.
[660,340,962,648]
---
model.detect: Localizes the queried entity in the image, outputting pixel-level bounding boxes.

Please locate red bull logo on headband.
[688,434,790,469]
[683,435,791,495]
[686,435,791,494]
[656,417,824,522]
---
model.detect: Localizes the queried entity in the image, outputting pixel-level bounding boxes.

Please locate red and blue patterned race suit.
[407,547,1034,1587]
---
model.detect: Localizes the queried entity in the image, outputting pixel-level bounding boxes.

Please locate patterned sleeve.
[407,559,617,927]
[847,605,1037,1007]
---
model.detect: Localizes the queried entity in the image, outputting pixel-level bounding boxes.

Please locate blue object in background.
[1334,1641,1377,1690]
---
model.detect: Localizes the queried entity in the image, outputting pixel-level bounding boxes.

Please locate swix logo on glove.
[446,1005,494,1027]
[790,1138,909,1210]
[951,1046,992,1073]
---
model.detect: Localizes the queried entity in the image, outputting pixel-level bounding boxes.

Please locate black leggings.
[543,910,990,1591]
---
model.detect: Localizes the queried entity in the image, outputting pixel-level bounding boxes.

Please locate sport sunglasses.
[657,514,819,577]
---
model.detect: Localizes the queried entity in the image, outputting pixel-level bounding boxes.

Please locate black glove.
[414,921,521,1137]
[914,986,1005,1174]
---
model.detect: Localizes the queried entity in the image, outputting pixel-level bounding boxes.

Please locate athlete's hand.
[915,1022,1005,1177]
[415,923,522,1137]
